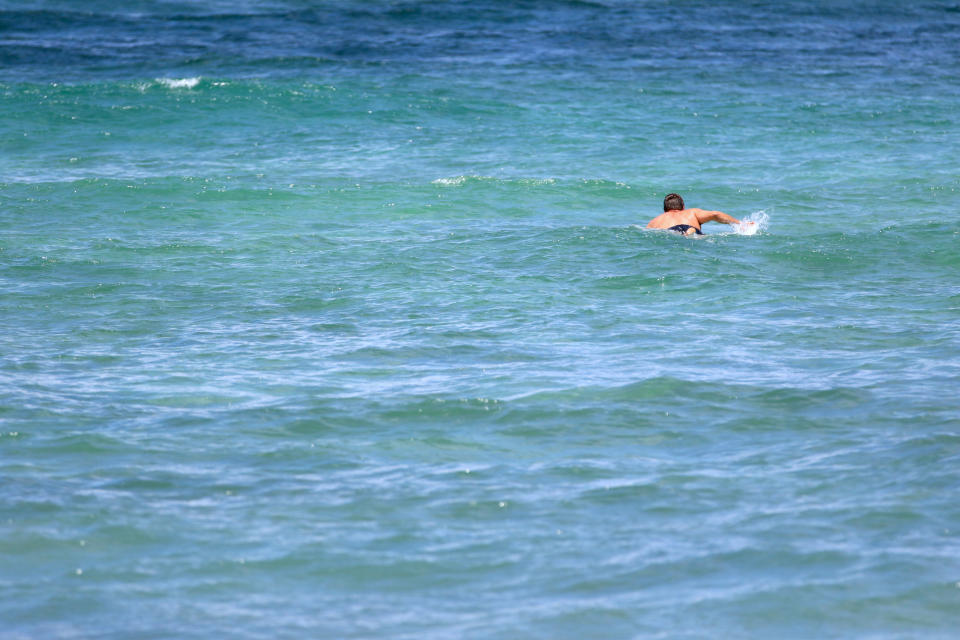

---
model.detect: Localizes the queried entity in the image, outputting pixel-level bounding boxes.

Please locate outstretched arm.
[693,208,745,226]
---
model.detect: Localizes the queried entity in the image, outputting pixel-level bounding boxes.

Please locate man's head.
[663,193,685,212]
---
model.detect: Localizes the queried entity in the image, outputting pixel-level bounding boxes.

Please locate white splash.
[733,210,769,235]
[156,77,201,89]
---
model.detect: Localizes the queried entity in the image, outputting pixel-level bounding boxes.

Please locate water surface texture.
[2,1,960,638]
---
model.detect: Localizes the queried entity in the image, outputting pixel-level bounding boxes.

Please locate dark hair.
[663,193,685,211]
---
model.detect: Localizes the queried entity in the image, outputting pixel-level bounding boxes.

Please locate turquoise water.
[3,2,960,637]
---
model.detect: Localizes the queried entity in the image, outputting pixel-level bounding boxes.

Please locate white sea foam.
[431,175,497,186]
[156,77,201,89]
[432,176,471,186]
[432,175,555,186]
[733,210,769,235]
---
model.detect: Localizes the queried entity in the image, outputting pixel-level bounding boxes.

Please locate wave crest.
[155,77,201,89]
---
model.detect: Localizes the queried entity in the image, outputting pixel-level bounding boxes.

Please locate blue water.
[3,2,960,638]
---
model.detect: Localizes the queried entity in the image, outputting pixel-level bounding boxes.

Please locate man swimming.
[646,193,751,235]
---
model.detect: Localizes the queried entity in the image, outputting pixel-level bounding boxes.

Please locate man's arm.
[692,208,742,226]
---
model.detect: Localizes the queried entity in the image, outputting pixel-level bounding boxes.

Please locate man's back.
[646,208,704,232]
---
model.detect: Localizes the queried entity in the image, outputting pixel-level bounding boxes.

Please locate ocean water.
[2,1,960,637]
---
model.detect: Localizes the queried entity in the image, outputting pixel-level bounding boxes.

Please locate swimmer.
[646,193,753,235]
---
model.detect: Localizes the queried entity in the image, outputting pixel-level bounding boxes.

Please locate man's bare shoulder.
[646,211,681,228]
[647,210,698,229]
